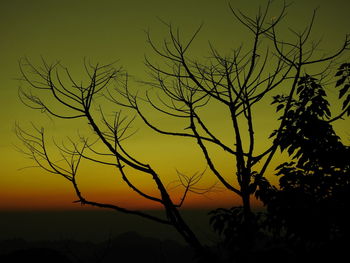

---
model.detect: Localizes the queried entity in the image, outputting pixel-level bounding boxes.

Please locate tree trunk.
[241,189,256,251]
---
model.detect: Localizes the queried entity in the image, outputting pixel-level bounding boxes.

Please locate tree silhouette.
[260,65,350,248]
[16,1,350,262]
[15,59,210,257]
[207,67,350,261]
[118,0,349,251]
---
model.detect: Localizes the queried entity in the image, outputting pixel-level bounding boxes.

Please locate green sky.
[0,0,349,210]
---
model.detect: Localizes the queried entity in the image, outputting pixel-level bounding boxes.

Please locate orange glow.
[1,0,349,212]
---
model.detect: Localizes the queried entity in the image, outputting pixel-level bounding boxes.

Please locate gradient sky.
[0,0,349,211]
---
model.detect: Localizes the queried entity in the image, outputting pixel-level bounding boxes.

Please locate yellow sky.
[0,0,349,210]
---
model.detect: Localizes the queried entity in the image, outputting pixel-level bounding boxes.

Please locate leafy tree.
[207,66,350,261]
[259,64,350,256]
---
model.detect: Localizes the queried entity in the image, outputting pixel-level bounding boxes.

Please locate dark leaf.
[339,84,350,99]
[279,141,287,152]
[310,82,319,90]
[318,89,326,97]
[269,130,277,139]
[335,70,343,77]
[271,95,283,105]
[324,107,331,118]
[276,104,284,112]
[294,149,303,159]
[297,84,304,94]
[342,94,350,110]
[288,145,296,156]
[335,76,346,87]
[339,63,350,70]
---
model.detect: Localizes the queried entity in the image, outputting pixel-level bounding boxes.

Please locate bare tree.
[116,0,349,224]
[16,58,210,255]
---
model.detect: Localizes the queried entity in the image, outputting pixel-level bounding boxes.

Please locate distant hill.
[0,231,195,263]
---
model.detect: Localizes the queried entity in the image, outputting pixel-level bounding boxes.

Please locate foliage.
[335,63,350,116]
[209,66,350,260]
[209,207,263,246]
[264,68,350,246]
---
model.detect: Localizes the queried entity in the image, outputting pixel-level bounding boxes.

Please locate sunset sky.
[0,0,349,212]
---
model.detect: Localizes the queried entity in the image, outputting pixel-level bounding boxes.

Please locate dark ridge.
[0,232,195,263]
